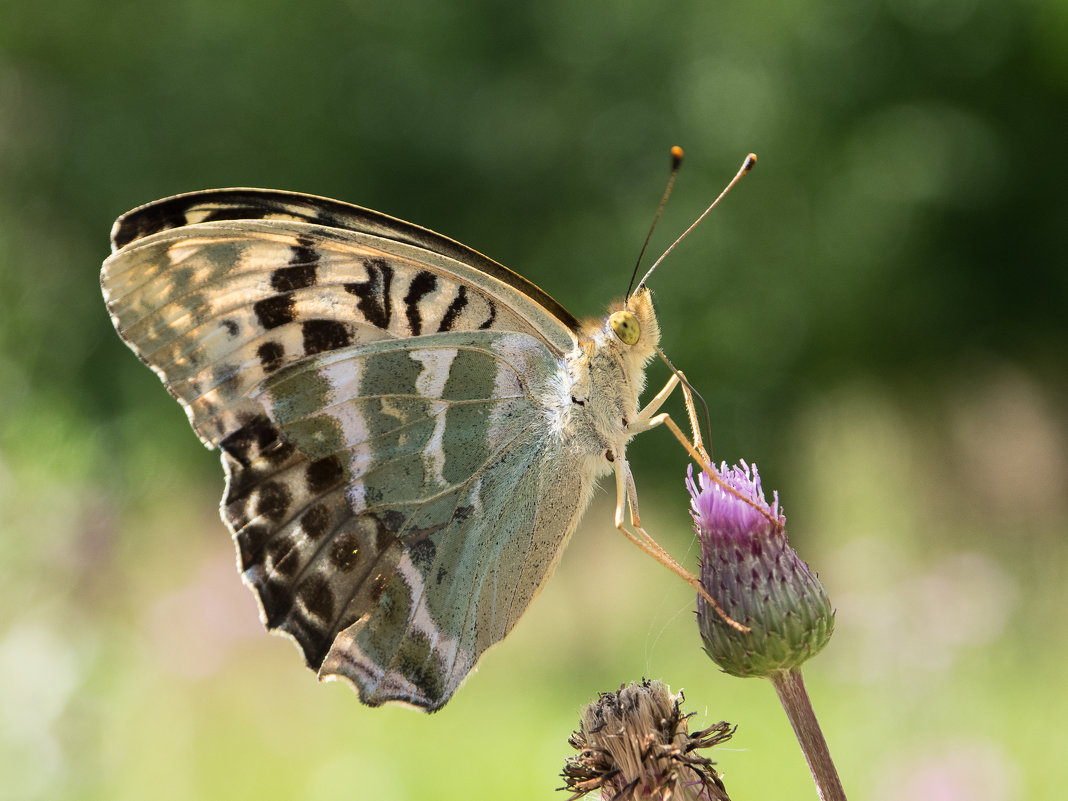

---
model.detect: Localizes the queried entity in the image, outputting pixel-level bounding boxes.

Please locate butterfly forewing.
[101,191,607,710]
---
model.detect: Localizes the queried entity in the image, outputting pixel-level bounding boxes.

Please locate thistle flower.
[687,463,834,678]
[561,679,734,801]
[687,462,847,800]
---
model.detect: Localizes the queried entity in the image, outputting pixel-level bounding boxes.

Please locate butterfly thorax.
[549,287,661,475]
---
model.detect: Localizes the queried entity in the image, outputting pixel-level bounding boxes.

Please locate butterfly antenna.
[625,145,685,304]
[636,153,756,291]
[656,347,713,455]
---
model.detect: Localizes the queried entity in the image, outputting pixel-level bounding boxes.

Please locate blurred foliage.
[1,0,1065,799]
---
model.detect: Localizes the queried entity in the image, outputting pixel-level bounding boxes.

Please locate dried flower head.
[561,679,733,801]
[688,463,834,678]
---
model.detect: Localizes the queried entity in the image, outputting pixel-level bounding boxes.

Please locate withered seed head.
[561,679,734,801]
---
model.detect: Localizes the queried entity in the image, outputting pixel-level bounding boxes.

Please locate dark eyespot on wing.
[301,319,353,355]
[344,258,393,330]
[297,575,336,629]
[329,532,361,572]
[257,341,285,373]
[300,505,331,541]
[271,239,320,291]
[110,204,197,250]
[265,536,301,579]
[478,299,497,330]
[220,412,295,468]
[237,521,272,570]
[253,293,296,330]
[306,455,344,495]
[255,481,293,522]
[403,271,437,336]
[438,285,468,333]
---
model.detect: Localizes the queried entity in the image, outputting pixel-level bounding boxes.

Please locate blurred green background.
[2,0,1065,799]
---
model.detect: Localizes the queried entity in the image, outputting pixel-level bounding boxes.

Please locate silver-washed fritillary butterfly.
[101,152,755,710]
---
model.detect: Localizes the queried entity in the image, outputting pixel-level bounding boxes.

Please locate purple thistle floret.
[686,462,783,542]
[688,462,833,678]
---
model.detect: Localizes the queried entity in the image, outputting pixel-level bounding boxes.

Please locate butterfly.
[100,174,721,711]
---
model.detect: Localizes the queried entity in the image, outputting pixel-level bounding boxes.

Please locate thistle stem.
[769,668,847,801]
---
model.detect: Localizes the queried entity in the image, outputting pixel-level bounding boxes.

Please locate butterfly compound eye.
[609,310,641,345]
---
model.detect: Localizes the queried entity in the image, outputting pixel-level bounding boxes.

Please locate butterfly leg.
[616,375,752,630]
[631,371,709,462]
[633,373,744,495]
[631,372,680,426]
[678,375,712,465]
[653,409,779,526]
[611,451,749,632]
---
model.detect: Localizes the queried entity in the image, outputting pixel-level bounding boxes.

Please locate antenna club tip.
[743,153,757,172]
[670,145,685,166]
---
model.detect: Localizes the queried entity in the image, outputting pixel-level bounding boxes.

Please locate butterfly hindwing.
[230,332,589,709]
